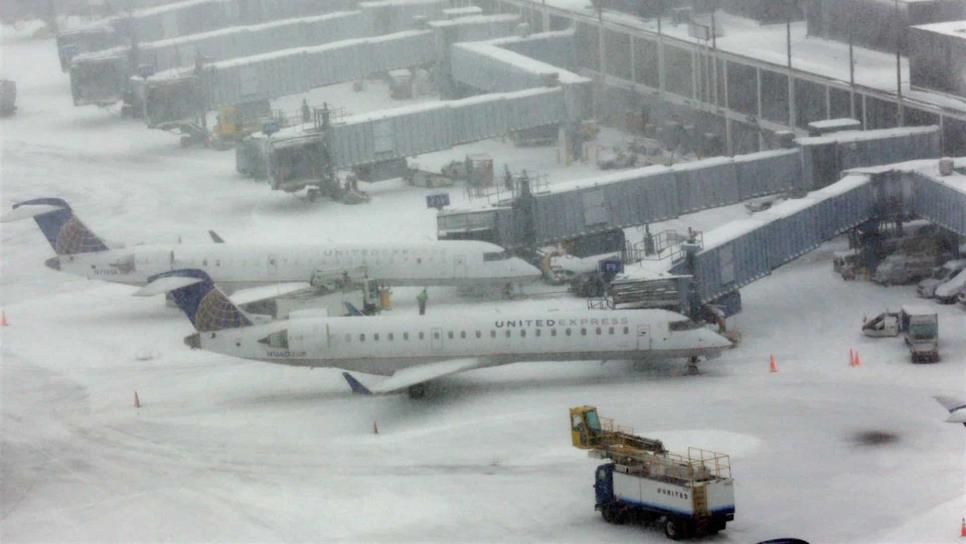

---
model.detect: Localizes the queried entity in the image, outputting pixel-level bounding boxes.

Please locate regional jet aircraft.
[150,269,733,397]
[4,198,540,290]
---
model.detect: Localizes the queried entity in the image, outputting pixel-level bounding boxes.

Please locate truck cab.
[900,306,939,363]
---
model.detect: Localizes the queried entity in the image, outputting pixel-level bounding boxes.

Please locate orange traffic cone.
[0,310,8,327]
[134,391,141,408]
[849,348,855,367]
[960,517,965,537]
[769,355,778,373]
[854,352,862,367]
[373,421,379,434]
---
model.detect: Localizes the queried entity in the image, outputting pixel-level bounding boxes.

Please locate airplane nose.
[45,256,61,271]
[184,333,201,349]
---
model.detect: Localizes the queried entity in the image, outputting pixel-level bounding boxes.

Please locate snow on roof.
[130,0,229,18]
[146,11,360,48]
[482,28,575,47]
[549,5,966,112]
[339,87,560,125]
[795,125,939,146]
[427,13,520,28]
[756,196,818,220]
[807,118,861,130]
[911,20,966,40]
[669,156,733,172]
[149,30,431,79]
[810,173,872,198]
[700,218,767,251]
[454,41,589,84]
[540,164,673,194]
[358,0,445,8]
[732,148,798,163]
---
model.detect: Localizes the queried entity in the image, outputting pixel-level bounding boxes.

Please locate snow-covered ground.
[2,35,964,543]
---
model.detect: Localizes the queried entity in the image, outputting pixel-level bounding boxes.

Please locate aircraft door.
[430,327,443,351]
[636,325,651,350]
[453,254,467,278]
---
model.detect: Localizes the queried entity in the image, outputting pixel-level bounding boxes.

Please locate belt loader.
[570,406,735,540]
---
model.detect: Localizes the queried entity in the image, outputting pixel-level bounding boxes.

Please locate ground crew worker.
[416,288,428,315]
[301,99,311,123]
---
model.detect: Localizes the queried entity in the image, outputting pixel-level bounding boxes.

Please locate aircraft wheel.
[407,383,426,399]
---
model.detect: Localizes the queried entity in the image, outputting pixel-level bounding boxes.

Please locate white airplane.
[3,197,540,290]
[149,269,734,398]
[935,396,966,428]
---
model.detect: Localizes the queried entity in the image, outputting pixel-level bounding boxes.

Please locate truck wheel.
[663,518,685,540]
[601,504,623,524]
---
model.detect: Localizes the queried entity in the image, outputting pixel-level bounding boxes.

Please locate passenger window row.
[345,327,631,343]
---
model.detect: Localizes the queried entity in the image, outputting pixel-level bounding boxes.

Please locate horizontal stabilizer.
[343,302,364,316]
[1,203,65,223]
[228,282,310,306]
[370,358,482,394]
[934,395,966,412]
[134,275,204,296]
[342,372,372,395]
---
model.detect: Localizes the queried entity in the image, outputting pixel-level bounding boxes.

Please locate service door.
[430,327,443,351]
[453,254,467,278]
[636,324,651,350]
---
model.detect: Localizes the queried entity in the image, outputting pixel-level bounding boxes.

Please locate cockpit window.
[483,250,512,262]
[669,319,702,331]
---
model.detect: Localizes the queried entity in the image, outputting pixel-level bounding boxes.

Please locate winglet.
[342,372,372,395]
[343,302,364,316]
[209,230,225,243]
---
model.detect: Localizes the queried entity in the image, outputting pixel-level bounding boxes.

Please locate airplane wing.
[134,275,204,296]
[935,396,966,423]
[343,358,485,395]
[227,282,311,306]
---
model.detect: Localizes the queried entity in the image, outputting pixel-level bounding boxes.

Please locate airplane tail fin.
[145,269,252,332]
[7,198,109,255]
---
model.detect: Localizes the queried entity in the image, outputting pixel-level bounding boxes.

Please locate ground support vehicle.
[901,306,939,363]
[571,406,735,540]
[863,306,939,362]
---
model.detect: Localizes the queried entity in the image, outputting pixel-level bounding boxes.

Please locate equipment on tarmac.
[570,406,735,540]
[862,306,939,363]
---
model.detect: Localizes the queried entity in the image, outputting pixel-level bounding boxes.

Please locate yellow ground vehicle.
[570,406,735,540]
[210,100,271,150]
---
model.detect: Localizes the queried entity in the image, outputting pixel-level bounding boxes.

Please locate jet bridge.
[250,28,592,195]
[267,87,570,193]
[437,126,941,251]
[670,158,966,316]
[70,11,368,106]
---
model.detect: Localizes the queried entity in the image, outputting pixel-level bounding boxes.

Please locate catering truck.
[570,406,735,540]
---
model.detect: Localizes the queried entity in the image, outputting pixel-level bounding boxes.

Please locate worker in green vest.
[416,288,428,315]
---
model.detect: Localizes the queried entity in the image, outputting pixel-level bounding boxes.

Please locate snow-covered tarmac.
[2,32,964,543]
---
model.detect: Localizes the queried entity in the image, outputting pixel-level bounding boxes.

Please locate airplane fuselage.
[189,309,733,375]
[53,240,540,288]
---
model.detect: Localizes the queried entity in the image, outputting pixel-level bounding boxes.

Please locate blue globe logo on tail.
[149,269,252,332]
[13,198,108,255]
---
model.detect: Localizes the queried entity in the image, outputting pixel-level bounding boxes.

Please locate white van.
[917,259,966,298]
[934,268,966,304]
